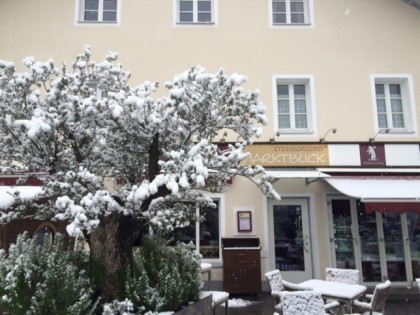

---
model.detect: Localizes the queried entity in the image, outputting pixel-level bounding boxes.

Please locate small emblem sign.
[360,143,386,167]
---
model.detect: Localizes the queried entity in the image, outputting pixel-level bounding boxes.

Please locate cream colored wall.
[1,0,420,142]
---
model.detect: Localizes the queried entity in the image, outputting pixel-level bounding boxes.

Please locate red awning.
[365,202,420,214]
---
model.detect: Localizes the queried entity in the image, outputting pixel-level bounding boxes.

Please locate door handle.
[304,235,310,253]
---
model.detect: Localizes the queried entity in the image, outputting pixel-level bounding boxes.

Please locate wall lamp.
[320,128,337,143]
[369,128,390,143]
[270,131,281,143]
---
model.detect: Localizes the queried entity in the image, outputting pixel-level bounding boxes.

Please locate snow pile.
[228,298,260,308]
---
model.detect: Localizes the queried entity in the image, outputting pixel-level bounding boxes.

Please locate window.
[86,82,102,98]
[173,199,221,259]
[175,0,216,24]
[273,76,315,134]
[372,75,417,134]
[76,0,120,24]
[270,0,312,26]
[33,223,55,246]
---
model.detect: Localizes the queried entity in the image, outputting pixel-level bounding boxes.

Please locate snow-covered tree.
[0,46,279,302]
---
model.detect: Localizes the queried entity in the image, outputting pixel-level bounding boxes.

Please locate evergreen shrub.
[125,236,203,313]
[0,232,98,315]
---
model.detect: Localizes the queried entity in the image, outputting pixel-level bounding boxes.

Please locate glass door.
[407,213,420,282]
[381,212,408,282]
[269,198,313,282]
[329,198,358,269]
[357,202,382,283]
[329,198,417,285]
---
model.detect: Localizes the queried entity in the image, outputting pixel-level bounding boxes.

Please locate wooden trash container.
[222,237,261,295]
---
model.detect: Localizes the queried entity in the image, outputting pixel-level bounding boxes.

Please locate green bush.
[0,232,99,315]
[125,236,202,313]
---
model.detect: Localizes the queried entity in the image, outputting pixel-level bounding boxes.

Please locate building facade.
[1,0,420,291]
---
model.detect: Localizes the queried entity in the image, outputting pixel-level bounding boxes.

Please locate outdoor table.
[299,279,367,313]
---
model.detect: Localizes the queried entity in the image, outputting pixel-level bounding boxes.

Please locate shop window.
[174,0,217,25]
[173,199,220,259]
[76,0,120,24]
[273,75,315,134]
[372,75,416,134]
[270,0,313,26]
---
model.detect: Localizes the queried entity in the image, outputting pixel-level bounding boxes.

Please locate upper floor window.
[76,0,120,24]
[372,75,417,134]
[175,0,217,25]
[273,76,315,134]
[270,0,313,27]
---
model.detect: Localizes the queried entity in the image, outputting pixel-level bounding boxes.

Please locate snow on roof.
[0,186,42,209]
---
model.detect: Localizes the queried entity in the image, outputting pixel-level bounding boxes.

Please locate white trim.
[74,0,121,26]
[264,170,330,180]
[317,167,420,173]
[370,74,418,136]
[173,0,218,27]
[272,74,318,137]
[268,0,315,29]
[201,192,225,264]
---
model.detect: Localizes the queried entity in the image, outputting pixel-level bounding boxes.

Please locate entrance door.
[269,199,313,282]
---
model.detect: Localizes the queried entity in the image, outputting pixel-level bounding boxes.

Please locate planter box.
[174,292,212,315]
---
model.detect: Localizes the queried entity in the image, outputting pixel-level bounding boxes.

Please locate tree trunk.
[88,212,138,303]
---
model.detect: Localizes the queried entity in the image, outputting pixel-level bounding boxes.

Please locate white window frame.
[272,75,317,136]
[175,194,224,263]
[371,74,417,136]
[75,0,121,26]
[86,81,102,98]
[268,0,314,28]
[173,0,218,27]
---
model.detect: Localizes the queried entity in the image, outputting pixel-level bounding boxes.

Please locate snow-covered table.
[299,279,367,313]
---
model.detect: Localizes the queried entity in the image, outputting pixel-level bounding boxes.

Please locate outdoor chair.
[200,262,212,290]
[265,269,313,307]
[353,280,391,315]
[201,291,229,315]
[326,267,360,285]
[277,291,341,315]
[265,269,311,304]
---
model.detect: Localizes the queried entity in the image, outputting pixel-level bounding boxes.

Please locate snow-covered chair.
[326,267,360,285]
[200,262,212,290]
[201,291,229,315]
[265,269,313,307]
[278,291,341,315]
[353,280,391,315]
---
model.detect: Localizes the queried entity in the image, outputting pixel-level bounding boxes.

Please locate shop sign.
[243,144,329,167]
[359,143,386,167]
